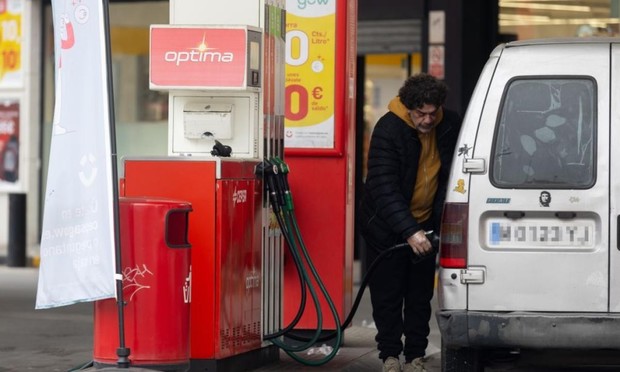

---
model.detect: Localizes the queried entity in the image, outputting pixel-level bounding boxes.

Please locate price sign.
[284,0,336,149]
[0,0,22,88]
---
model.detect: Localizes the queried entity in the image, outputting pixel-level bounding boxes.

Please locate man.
[358,73,461,372]
[539,191,551,207]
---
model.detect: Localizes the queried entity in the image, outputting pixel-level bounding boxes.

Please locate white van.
[436,38,620,371]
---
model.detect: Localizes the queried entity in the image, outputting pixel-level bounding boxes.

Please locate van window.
[491,78,595,188]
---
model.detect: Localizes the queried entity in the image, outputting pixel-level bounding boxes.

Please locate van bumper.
[437,310,620,349]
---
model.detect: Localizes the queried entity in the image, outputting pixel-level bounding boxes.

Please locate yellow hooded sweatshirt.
[387,97,443,223]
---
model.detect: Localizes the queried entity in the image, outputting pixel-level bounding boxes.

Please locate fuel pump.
[122,0,442,369]
[122,1,288,371]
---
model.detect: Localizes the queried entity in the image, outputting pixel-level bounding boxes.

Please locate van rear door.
[467,42,609,312]
[608,44,620,312]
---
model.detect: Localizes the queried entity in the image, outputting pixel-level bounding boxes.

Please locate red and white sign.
[0,99,19,185]
[150,26,248,89]
[428,45,445,80]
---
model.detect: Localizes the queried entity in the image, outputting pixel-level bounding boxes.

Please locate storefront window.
[42,2,169,186]
[499,0,619,39]
[361,53,419,181]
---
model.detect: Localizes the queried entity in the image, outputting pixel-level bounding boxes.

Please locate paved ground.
[3,255,620,371]
[0,264,441,372]
[0,266,94,372]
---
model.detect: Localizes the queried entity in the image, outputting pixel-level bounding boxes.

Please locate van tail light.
[439,202,468,268]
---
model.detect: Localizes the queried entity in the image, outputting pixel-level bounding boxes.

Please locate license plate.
[487,219,595,248]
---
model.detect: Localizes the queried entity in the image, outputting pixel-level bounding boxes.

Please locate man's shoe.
[382,356,401,372]
[403,357,427,372]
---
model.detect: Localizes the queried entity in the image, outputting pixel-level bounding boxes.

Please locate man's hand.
[407,230,432,256]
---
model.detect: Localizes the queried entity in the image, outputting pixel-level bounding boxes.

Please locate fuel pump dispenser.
[122,1,286,371]
[122,0,370,369]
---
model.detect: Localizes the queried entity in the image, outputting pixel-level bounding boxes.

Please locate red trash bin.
[93,197,192,371]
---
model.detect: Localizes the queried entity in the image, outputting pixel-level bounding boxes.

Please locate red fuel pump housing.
[283,0,358,332]
[121,158,273,370]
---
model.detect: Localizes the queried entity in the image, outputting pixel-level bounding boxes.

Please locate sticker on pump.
[486,218,596,249]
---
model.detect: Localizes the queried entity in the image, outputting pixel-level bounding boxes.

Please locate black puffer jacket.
[358,109,461,250]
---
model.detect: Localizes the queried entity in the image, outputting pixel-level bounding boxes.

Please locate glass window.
[499,0,618,39]
[491,78,596,188]
[42,1,170,188]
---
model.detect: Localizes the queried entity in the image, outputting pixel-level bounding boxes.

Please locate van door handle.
[555,212,576,219]
[460,267,486,284]
[462,158,486,173]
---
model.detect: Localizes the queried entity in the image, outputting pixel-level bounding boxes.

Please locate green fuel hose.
[258,157,438,366]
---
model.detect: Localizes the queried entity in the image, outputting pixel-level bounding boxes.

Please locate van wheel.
[441,340,483,372]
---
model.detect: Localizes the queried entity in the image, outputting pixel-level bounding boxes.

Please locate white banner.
[36,0,116,309]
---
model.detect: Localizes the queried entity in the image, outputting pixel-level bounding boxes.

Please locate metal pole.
[422,0,429,73]
[101,0,130,367]
[8,193,26,267]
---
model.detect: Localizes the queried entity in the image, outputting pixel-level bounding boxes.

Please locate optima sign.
[150,25,261,89]
[163,50,235,66]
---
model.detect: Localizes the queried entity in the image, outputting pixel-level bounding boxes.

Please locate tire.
[441,340,483,372]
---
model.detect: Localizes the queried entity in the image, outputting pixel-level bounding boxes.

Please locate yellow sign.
[285,0,336,149]
[0,0,22,88]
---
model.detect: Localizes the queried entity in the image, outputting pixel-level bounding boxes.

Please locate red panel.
[216,179,262,358]
[123,160,217,359]
[282,0,356,329]
[283,157,352,329]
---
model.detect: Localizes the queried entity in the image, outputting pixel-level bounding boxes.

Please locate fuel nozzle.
[256,159,284,212]
[425,230,440,249]
[271,157,293,211]
[409,230,440,264]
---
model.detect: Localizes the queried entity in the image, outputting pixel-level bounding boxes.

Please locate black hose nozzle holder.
[210,139,232,157]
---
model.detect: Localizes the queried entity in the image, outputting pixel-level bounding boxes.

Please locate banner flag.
[36,0,116,309]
